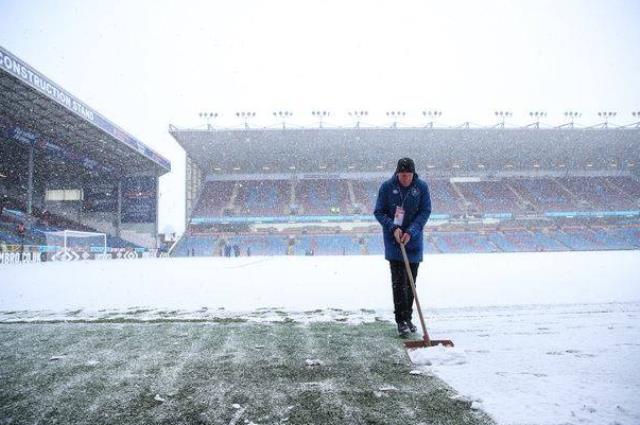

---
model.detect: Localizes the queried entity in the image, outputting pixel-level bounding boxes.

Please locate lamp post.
[494,111,512,128]
[235,111,256,129]
[527,111,547,129]
[311,110,330,128]
[385,111,406,128]
[198,112,219,130]
[597,111,617,128]
[422,110,442,128]
[559,111,581,128]
[273,111,293,129]
[348,110,368,128]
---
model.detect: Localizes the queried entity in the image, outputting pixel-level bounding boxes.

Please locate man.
[0,194,7,216]
[374,158,432,337]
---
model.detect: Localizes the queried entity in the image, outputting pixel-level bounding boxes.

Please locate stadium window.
[45,189,83,201]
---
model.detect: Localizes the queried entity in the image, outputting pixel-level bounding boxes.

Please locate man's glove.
[393,227,403,244]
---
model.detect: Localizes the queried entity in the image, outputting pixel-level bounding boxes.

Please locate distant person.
[246,246,251,257]
[224,243,232,257]
[16,222,26,252]
[233,244,240,257]
[374,158,432,337]
[0,194,6,216]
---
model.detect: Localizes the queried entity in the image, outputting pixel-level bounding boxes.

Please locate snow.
[1,250,638,313]
[1,250,640,425]
[408,302,640,425]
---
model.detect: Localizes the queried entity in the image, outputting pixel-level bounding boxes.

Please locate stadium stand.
[455,180,522,214]
[193,181,236,216]
[235,180,290,216]
[295,179,351,215]
[508,178,576,212]
[171,126,640,257]
[1,45,170,261]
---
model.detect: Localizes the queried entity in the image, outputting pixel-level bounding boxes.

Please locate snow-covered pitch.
[1,250,639,425]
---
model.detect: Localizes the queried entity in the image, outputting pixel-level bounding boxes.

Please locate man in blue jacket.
[374,158,432,337]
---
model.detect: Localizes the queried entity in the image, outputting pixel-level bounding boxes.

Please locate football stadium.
[1,18,640,425]
[170,126,640,257]
[0,45,170,264]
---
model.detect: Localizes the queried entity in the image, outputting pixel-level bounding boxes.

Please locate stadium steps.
[504,181,539,212]
[604,178,635,201]
[346,180,356,212]
[551,178,583,209]
[226,181,241,212]
[449,181,473,214]
[545,230,574,250]
[485,236,504,252]
[290,179,297,214]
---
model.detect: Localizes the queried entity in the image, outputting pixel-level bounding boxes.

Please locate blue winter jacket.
[374,173,432,263]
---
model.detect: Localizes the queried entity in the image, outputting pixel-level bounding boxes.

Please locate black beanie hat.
[396,157,415,173]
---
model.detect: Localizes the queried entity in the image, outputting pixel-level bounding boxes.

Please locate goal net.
[45,230,108,255]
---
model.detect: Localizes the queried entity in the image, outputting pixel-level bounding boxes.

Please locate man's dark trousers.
[389,260,419,324]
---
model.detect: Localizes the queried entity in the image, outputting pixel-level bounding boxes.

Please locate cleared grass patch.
[0,322,494,425]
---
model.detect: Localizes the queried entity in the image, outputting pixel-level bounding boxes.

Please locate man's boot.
[397,322,410,337]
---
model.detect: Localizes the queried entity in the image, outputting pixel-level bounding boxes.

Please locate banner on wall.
[0,45,170,171]
[121,176,157,223]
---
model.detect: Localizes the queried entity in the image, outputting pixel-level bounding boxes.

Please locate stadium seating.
[172,234,219,257]
[189,176,640,218]
[455,181,522,214]
[226,234,289,256]
[193,181,235,216]
[296,179,351,215]
[608,177,640,204]
[558,177,637,210]
[294,234,361,255]
[235,180,290,216]
[508,178,577,212]
[431,231,498,253]
[351,179,384,211]
[612,227,640,247]
[427,180,465,215]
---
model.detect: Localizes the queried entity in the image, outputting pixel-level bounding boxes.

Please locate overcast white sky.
[1,0,639,233]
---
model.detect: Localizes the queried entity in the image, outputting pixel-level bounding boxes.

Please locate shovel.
[400,242,454,349]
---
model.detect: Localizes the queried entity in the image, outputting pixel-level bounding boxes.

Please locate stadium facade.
[0,45,171,258]
[171,124,640,256]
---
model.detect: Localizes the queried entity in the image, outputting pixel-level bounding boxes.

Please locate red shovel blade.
[404,339,455,349]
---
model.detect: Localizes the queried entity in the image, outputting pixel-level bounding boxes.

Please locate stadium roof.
[170,126,640,174]
[0,45,170,175]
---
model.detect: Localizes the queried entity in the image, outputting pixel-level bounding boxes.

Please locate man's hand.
[400,232,411,244]
[394,227,403,244]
